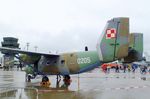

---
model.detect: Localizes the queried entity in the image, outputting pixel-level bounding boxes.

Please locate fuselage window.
[61,60,65,64]
[46,61,50,65]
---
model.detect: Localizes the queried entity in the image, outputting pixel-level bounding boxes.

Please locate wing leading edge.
[0,47,59,57]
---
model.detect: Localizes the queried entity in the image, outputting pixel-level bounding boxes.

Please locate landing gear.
[63,75,71,86]
[56,75,61,88]
[25,73,37,82]
[26,74,34,82]
[40,76,51,87]
[56,75,61,82]
[42,76,49,82]
[26,74,31,82]
[56,75,72,88]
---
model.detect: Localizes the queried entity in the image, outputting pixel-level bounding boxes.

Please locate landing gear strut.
[56,75,61,82]
[56,75,61,88]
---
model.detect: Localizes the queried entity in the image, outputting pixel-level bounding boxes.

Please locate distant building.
[1,37,19,70]
[1,37,19,54]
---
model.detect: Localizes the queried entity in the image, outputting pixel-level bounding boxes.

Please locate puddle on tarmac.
[1,70,150,99]
[0,87,97,99]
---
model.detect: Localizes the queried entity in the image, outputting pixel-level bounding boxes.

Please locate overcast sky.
[0,0,149,54]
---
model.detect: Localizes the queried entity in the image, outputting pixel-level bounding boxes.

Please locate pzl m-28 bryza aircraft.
[0,17,143,83]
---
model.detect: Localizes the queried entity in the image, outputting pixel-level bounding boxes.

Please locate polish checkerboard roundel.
[106,28,116,39]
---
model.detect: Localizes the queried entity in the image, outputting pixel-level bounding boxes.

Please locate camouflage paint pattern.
[129,33,143,57]
[20,54,40,64]
[97,17,129,62]
[39,51,100,75]
[123,33,143,62]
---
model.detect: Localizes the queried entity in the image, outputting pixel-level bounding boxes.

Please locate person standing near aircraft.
[132,63,136,73]
[127,64,131,72]
[107,66,111,73]
[115,65,119,73]
[19,62,23,71]
[123,64,127,73]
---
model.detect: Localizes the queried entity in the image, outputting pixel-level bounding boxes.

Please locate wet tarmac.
[1,69,150,99]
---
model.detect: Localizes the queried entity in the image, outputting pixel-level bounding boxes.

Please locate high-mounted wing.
[0,47,59,57]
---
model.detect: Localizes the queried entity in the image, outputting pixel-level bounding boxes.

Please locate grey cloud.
[0,0,150,54]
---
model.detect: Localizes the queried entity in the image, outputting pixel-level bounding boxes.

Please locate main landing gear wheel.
[25,73,37,82]
[26,74,32,82]
[63,75,71,85]
[40,76,51,87]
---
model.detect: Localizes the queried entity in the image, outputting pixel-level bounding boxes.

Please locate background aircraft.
[0,17,142,82]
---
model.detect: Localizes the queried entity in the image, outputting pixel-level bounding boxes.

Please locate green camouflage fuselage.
[37,51,100,75]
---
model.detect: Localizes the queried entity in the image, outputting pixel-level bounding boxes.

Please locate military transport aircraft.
[0,17,143,83]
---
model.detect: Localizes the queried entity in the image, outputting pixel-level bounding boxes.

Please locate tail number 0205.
[77,57,91,64]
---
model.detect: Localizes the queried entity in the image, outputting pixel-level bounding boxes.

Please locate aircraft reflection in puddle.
[0,79,74,99]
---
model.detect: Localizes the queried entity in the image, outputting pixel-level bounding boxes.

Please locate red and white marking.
[106,28,116,39]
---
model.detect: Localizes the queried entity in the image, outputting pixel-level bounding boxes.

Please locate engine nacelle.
[19,54,41,64]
